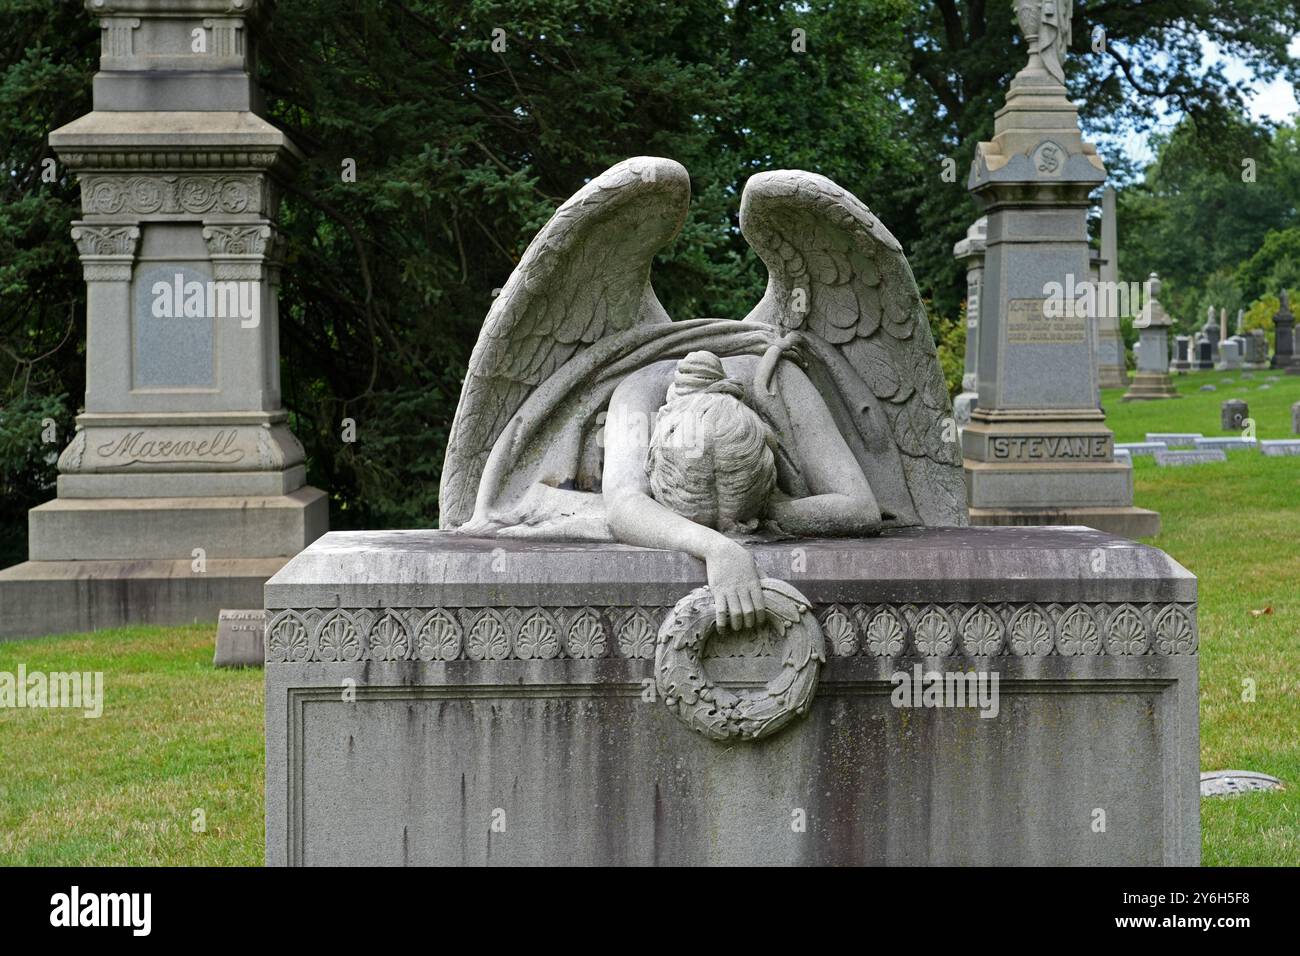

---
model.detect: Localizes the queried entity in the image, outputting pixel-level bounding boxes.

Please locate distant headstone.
[1146,432,1201,447]
[1155,449,1227,467]
[1198,384,1215,392]
[1215,338,1242,371]
[1272,289,1296,371]
[1202,306,1221,363]
[1193,336,1214,371]
[1116,442,1166,456]
[1260,440,1300,457]
[1292,401,1300,435]
[1221,399,1249,430]
[1194,437,1256,452]
[1123,275,1179,401]
[1171,334,1192,373]
[214,609,266,668]
[1244,330,1269,368]
[1200,770,1284,798]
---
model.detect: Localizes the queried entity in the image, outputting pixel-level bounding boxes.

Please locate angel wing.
[439,157,690,529]
[739,170,967,526]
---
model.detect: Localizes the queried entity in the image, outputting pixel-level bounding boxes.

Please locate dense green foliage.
[2,0,1299,556]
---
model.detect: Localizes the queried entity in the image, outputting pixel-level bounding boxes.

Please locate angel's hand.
[705,539,766,631]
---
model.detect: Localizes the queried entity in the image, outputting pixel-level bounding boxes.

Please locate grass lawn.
[0,367,1296,866]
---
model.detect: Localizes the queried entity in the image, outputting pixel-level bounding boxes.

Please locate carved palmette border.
[265,601,1198,663]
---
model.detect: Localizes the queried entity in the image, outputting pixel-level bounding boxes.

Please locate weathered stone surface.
[213,608,266,668]
[1154,449,1227,467]
[0,557,285,641]
[1292,401,1300,435]
[1146,432,1201,446]
[265,528,1200,866]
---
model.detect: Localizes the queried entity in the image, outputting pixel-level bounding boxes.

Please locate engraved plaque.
[1005,297,1087,346]
[133,264,216,389]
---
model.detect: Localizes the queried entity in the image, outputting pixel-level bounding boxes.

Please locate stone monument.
[1216,338,1243,371]
[1243,329,1269,369]
[1095,186,1128,388]
[0,0,327,639]
[960,1,1158,536]
[1122,274,1178,401]
[266,153,1198,866]
[1221,399,1249,431]
[952,217,987,424]
[1171,334,1192,373]
[1272,289,1297,372]
[1201,306,1221,365]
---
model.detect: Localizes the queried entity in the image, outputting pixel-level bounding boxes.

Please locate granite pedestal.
[265,528,1200,867]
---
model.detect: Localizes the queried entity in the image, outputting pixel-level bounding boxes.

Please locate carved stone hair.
[645,351,777,534]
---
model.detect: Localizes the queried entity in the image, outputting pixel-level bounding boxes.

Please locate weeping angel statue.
[439,157,966,632]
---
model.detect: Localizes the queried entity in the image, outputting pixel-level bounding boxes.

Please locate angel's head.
[645,351,777,535]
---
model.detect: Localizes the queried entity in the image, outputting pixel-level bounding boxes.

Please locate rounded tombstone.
[1221,399,1249,431]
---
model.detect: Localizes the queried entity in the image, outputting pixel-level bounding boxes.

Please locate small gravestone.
[1215,338,1243,371]
[1271,289,1296,371]
[1193,336,1214,371]
[1116,442,1166,456]
[1146,432,1201,447]
[1171,334,1192,373]
[1155,449,1227,467]
[214,609,266,668]
[1292,401,1300,435]
[1221,399,1248,430]
[1259,383,1272,390]
[1195,437,1256,452]
[1260,440,1300,457]
[1199,384,1216,392]
[1200,770,1284,798]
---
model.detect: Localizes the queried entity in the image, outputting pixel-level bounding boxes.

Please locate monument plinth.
[962,2,1158,537]
[265,528,1200,866]
[0,0,326,639]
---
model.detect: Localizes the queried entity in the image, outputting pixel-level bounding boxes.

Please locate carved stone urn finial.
[1013,0,1073,86]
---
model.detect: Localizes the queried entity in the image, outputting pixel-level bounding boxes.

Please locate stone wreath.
[655,578,825,741]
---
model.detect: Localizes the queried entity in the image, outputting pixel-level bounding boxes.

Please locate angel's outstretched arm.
[603,365,766,631]
[765,361,882,536]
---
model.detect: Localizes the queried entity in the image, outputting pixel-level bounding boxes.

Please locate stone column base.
[967,504,1160,539]
[265,528,1198,866]
[27,487,327,561]
[0,557,287,641]
[1122,373,1181,402]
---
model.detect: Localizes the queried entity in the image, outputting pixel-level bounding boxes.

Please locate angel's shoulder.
[611,359,676,406]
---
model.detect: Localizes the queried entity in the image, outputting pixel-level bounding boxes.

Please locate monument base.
[0,556,287,641]
[966,504,1160,538]
[265,528,1198,866]
[1122,372,1181,402]
[27,488,327,561]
